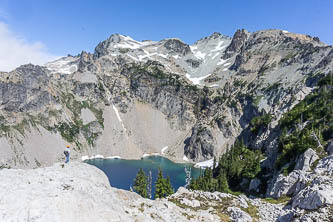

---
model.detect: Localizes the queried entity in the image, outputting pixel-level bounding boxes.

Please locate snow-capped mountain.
[0,28,331,173]
[1,28,333,221]
[46,32,232,86]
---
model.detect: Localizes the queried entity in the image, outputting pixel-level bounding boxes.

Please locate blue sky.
[0,0,332,71]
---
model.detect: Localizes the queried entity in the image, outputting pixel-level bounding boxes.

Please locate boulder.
[314,155,333,176]
[292,176,333,210]
[294,148,319,171]
[267,170,313,199]
[249,178,261,192]
[227,207,252,222]
[326,141,333,155]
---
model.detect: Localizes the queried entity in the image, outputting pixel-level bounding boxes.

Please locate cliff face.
[1,162,332,221]
[0,29,332,170]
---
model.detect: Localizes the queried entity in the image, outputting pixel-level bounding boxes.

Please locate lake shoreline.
[81,153,214,168]
[81,153,193,165]
[84,156,201,198]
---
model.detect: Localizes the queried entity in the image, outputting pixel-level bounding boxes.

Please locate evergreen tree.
[155,168,167,199]
[189,140,262,193]
[154,168,174,198]
[133,168,148,198]
[217,171,229,193]
[212,157,216,173]
[165,176,174,196]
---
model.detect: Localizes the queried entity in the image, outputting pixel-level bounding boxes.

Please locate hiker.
[64,145,70,163]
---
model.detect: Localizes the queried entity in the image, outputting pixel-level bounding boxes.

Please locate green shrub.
[250,114,272,135]
[56,122,80,143]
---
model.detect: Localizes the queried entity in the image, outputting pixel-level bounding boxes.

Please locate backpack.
[64,151,69,156]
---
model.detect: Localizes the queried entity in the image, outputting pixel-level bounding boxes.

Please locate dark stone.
[223,29,250,59]
[185,59,201,68]
[163,39,191,56]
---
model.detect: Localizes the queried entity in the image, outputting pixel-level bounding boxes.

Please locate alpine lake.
[85,156,201,199]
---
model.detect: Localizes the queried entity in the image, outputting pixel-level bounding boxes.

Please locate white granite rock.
[0,162,223,221]
[268,170,313,199]
[1,161,332,222]
[227,207,252,222]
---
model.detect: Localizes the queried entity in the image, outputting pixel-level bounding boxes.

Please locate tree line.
[189,141,262,193]
[133,168,174,199]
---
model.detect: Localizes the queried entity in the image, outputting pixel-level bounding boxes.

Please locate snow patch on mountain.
[106,156,122,159]
[194,158,216,168]
[212,40,227,52]
[217,58,229,66]
[185,73,211,85]
[161,146,168,154]
[212,53,220,59]
[45,56,78,74]
[193,51,206,60]
[112,104,127,132]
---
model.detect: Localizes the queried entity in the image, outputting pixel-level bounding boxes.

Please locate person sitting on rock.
[64,145,70,163]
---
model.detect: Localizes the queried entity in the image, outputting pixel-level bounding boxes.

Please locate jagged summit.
[43,28,332,90]
[194,31,231,45]
[162,38,191,56]
[250,29,326,46]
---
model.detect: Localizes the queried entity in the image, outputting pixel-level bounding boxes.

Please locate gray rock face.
[223,29,250,59]
[184,124,215,161]
[249,178,261,192]
[294,148,319,171]
[0,64,55,113]
[292,176,333,210]
[163,39,191,55]
[326,141,333,155]
[93,34,125,58]
[267,170,313,199]
[185,58,201,68]
[314,155,333,176]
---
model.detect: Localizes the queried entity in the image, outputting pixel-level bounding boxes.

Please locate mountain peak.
[208,32,224,39]
[194,32,231,45]
[223,29,250,59]
[163,38,191,55]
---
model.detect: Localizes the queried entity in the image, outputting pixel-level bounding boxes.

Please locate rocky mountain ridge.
[0,29,332,168]
[0,28,333,220]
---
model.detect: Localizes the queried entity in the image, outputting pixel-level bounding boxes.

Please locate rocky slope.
[0,28,332,221]
[1,161,332,222]
[0,29,332,175]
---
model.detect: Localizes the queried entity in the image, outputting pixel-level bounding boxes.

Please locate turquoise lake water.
[85,156,201,198]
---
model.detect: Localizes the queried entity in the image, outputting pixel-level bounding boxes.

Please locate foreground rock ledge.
[0,162,332,222]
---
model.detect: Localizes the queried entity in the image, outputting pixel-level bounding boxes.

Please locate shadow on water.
[85,156,201,199]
